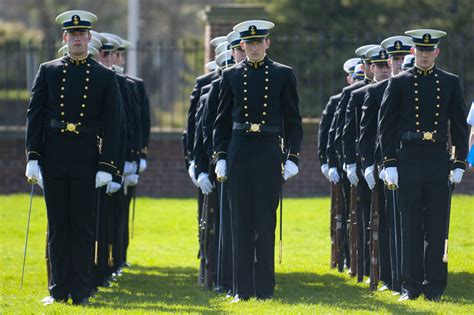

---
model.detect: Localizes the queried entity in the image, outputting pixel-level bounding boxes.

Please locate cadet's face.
[362,62,374,79]
[414,48,439,69]
[232,47,246,63]
[64,30,90,58]
[98,51,113,68]
[370,63,391,81]
[241,38,270,61]
[388,55,404,75]
[346,74,353,85]
[114,52,125,67]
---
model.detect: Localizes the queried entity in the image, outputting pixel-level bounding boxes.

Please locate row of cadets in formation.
[25,9,150,306]
[183,19,303,303]
[318,29,469,302]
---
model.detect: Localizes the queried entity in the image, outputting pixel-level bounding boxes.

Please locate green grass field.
[1,194,473,314]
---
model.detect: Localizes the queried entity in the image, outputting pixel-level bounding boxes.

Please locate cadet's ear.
[87,30,92,42]
[265,38,271,49]
[62,31,68,43]
[240,40,245,50]
[434,47,440,57]
[370,63,376,73]
[410,46,415,55]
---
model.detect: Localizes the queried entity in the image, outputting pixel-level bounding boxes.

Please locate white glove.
[328,167,340,184]
[379,168,386,181]
[95,171,113,188]
[364,165,376,190]
[131,161,138,174]
[197,172,214,195]
[25,160,40,183]
[283,160,299,181]
[346,163,359,186]
[106,181,121,194]
[321,163,330,180]
[384,167,398,187]
[342,163,348,173]
[139,158,147,173]
[188,160,198,187]
[123,161,134,176]
[125,174,139,187]
[450,168,464,184]
[215,159,227,181]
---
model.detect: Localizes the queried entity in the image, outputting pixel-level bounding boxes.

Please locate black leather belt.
[232,122,279,133]
[49,119,95,135]
[400,131,446,142]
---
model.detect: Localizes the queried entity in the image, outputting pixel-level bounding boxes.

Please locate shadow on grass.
[443,271,474,304]
[89,265,473,313]
[91,265,223,313]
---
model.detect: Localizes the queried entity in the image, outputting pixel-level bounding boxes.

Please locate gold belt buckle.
[66,122,77,132]
[423,131,433,141]
[250,123,261,132]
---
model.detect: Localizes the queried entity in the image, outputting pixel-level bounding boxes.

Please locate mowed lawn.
[0,194,473,314]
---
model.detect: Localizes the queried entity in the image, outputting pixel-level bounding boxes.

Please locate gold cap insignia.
[72,15,80,25]
[395,40,402,50]
[379,50,387,59]
[423,33,431,44]
[249,25,257,36]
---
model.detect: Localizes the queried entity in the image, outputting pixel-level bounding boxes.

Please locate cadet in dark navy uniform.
[326,58,370,273]
[89,31,130,288]
[185,37,224,184]
[379,29,469,302]
[213,20,303,302]
[201,32,247,296]
[343,45,392,284]
[359,36,413,294]
[318,58,359,181]
[25,10,120,305]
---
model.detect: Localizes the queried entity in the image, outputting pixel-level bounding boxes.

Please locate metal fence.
[1,34,472,130]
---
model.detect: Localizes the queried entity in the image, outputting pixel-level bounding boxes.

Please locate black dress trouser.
[398,142,450,298]
[227,132,281,299]
[43,160,96,301]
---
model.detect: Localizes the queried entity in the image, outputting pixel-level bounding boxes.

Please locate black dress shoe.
[72,297,90,306]
[106,275,117,282]
[40,296,67,305]
[121,261,131,268]
[90,287,99,297]
[256,295,273,301]
[398,293,418,302]
[425,294,441,302]
[99,280,112,288]
[231,294,250,303]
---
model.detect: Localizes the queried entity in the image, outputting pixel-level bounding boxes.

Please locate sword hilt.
[94,241,99,265]
[108,244,114,267]
[442,239,448,263]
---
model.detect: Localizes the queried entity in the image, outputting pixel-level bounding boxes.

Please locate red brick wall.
[1,123,472,197]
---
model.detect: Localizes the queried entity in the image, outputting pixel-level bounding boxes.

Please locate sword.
[94,187,101,266]
[20,183,35,288]
[279,178,283,264]
[216,181,224,290]
[388,183,400,282]
[131,186,136,239]
[443,146,456,263]
[107,194,114,268]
